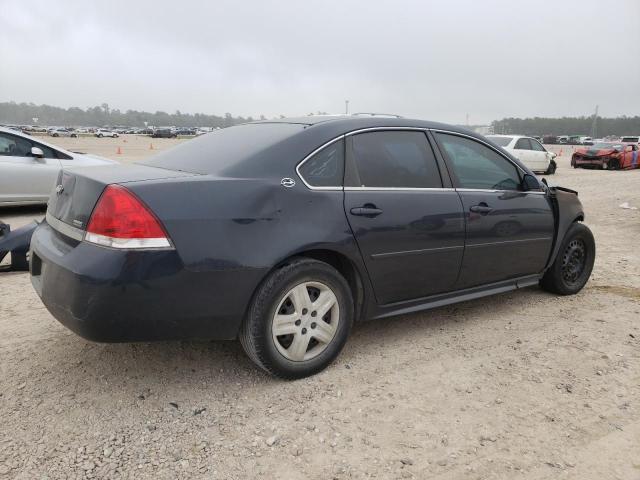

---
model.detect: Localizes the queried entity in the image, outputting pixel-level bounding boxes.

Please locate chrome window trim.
[295,126,547,193]
[295,135,345,191]
[45,211,84,241]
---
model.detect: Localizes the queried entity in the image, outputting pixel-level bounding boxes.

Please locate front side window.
[0,132,61,159]
[435,133,522,191]
[32,142,60,159]
[529,139,546,151]
[0,132,32,157]
[514,138,532,150]
[349,131,441,188]
[298,139,344,187]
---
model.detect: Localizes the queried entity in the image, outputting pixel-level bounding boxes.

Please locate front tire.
[540,222,595,295]
[545,160,557,175]
[239,258,353,379]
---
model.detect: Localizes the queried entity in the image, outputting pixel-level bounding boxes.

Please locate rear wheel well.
[279,250,365,322]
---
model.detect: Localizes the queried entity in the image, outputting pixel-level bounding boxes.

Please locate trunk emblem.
[281,178,296,188]
[55,185,64,195]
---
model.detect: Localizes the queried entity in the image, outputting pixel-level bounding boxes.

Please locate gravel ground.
[1,138,639,479]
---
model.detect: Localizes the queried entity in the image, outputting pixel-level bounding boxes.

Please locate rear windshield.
[486,136,513,147]
[141,123,306,175]
[621,137,639,142]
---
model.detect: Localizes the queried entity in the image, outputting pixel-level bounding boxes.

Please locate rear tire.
[239,258,353,379]
[540,222,595,295]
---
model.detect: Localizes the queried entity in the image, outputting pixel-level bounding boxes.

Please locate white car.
[486,135,557,174]
[620,135,640,145]
[0,127,116,206]
[49,128,78,138]
[94,128,119,138]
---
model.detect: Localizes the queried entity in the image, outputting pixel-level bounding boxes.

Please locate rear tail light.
[85,185,172,249]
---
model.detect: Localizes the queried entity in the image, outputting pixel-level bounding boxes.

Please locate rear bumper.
[30,221,265,342]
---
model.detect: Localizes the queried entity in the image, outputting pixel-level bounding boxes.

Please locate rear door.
[343,130,465,305]
[433,132,554,289]
[0,131,62,204]
[513,137,535,169]
[529,138,552,172]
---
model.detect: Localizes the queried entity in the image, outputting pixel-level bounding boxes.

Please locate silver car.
[0,127,116,206]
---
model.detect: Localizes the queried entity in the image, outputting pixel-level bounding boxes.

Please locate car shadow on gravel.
[33,286,553,391]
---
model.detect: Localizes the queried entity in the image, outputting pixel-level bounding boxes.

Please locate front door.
[343,130,465,305]
[0,132,62,203]
[433,132,555,289]
[529,137,552,172]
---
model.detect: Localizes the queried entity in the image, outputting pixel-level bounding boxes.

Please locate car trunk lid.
[47,164,196,232]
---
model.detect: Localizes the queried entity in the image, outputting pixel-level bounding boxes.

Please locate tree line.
[491,116,640,137]
[2,102,639,136]
[0,102,269,128]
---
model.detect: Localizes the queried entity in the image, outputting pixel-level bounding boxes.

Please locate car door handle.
[469,203,493,214]
[350,205,383,217]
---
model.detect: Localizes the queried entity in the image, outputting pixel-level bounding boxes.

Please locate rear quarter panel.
[126,177,367,325]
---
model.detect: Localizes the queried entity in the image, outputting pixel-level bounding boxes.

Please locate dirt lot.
[1,137,639,479]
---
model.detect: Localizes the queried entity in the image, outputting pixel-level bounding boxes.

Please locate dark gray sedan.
[29,116,595,379]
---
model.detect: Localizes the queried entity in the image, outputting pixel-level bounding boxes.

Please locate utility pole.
[345,100,349,115]
[590,105,598,138]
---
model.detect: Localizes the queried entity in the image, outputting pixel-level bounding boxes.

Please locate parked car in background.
[579,136,593,145]
[620,135,640,145]
[94,129,119,138]
[174,128,196,136]
[74,128,90,134]
[152,128,177,138]
[23,125,48,133]
[0,126,116,206]
[29,116,594,379]
[49,128,78,138]
[571,142,639,170]
[486,135,557,174]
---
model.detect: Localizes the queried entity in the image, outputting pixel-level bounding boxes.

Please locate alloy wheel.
[271,281,340,362]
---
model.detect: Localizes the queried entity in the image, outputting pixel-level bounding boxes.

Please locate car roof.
[143,115,537,178]
[252,114,466,131]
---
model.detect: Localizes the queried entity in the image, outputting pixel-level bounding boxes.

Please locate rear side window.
[348,131,441,188]
[298,139,344,187]
[435,133,521,191]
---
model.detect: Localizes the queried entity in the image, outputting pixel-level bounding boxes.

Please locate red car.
[572,142,639,170]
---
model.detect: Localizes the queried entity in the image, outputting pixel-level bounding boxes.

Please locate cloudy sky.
[1,0,638,124]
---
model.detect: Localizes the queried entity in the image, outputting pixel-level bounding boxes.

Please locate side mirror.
[521,173,540,191]
[31,147,44,158]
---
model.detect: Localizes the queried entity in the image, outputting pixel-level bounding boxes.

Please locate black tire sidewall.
[550,223,595,294]
[246,260,353,378]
